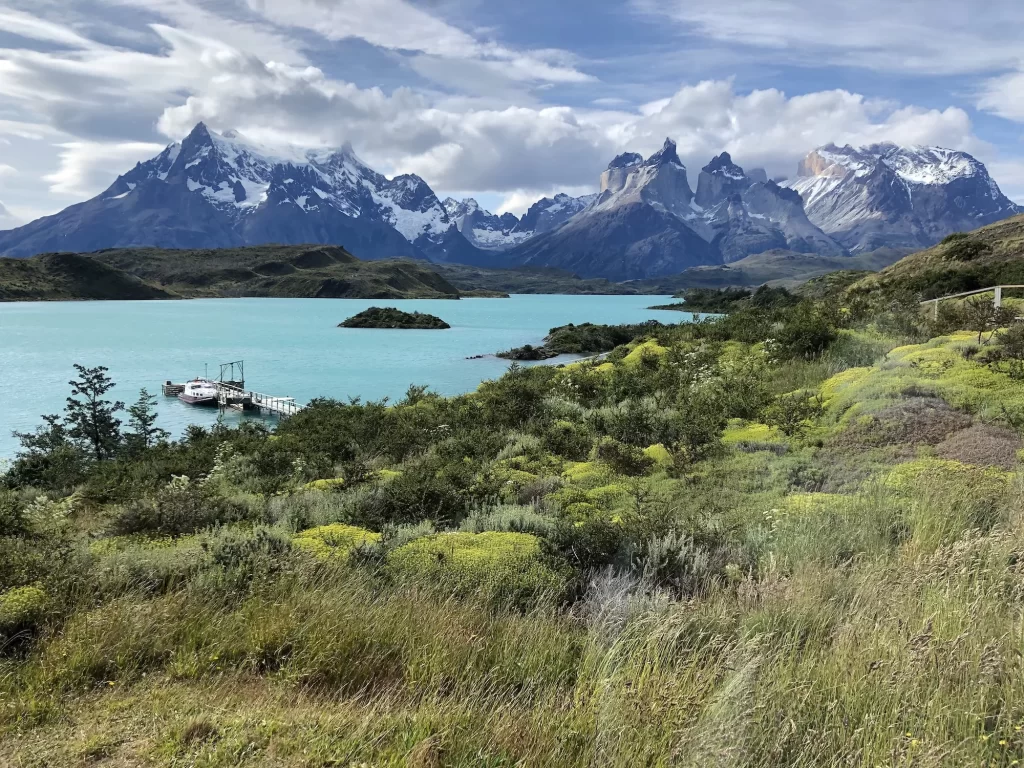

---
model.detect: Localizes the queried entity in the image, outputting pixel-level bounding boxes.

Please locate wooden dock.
[162,360,302,419]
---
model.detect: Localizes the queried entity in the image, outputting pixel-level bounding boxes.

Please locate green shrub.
[293,523,380,560]
[592,437,655,477]
[388,532,563,605]
[206,527,296,590]
[542,419,594,460]
[108,475,248,537]
[459,504,556,537]
[92,537,210,596]
[0,489,27,537]
[942,233,992,262]
[0,583,48,643]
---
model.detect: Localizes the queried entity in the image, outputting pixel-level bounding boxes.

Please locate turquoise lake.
[0,295,689,457]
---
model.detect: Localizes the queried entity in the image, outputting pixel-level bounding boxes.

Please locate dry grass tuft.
[935,423,1023,470]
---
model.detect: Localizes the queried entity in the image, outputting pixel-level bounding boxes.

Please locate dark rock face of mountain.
[3,126,1019,281]
[508,139,841,278]
[510,200,716,281]
[782,143,1021,252]
[0,123,485,263]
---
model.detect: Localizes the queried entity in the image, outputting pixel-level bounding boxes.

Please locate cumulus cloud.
[0,164,16,177]
[627,81,985,180]
[151,48,988,196]
[496,186,597,217]
[0,1,1020,215]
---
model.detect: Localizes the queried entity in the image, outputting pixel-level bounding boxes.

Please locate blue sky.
[1,0,1023,226]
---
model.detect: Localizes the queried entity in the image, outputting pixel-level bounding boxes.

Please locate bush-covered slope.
[0,252,174,301]
[3,286,1024,765]
[0,245,466,301]
[853,213,1024,298]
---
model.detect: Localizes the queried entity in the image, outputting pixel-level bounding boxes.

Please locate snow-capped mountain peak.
[784,141,1020,252]
[1,121,484,263]
[442,193,599,252]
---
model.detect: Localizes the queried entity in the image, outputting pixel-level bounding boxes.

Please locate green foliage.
[0,489,27,537]
[963,295,1017,344]
[542,419,593,460]
[9,414,90,493]
[124,388,168,453]
[339,307,450,329]
[64,364,124,462]
[207,527,295,588]
[108,475,248,537]
[0,583,48,642]
[764,390,824,437]
[942,232,993,262]
[293,523,380,560]
[499,321,665,360]
[592,437,655,477]
[388,532,563,604]
[10,279,1024,764]
[987,322,1024,380]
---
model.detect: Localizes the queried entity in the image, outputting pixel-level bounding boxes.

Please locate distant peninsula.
[0,245,466,302]
[339,307,451,329]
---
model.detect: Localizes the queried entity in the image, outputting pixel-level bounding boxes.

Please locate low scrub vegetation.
[2,285,1023,765]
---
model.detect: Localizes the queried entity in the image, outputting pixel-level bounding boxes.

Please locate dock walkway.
[162,360,302,419]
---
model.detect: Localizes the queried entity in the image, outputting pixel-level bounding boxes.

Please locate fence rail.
[920,285,1024,319]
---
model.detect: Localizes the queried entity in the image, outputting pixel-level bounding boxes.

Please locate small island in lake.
[339,307,451,329]
[497,320,665,360]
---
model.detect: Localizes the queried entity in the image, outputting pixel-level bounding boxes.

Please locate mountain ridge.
[1,126,1019,281]
[0,123,487,265]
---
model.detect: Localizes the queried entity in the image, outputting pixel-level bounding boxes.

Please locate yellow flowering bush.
[302,478,345,492]
[722,420,784,445]
[388,532,563,603]
[642,443,673,467]
[0,584,48,637]
[293,524,381,560]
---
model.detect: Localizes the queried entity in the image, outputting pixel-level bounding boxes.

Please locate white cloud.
[43,140,164,196]
[0,200,22,229]
[245,0,594,84]
[978,71,1024,123]
[0,2,1020,219]
[635,0,1024,75]
[0,163,16,176]
[96,0,310,65]
[0,6,99,48]
[627,80,985,180]
[496,186,596,217]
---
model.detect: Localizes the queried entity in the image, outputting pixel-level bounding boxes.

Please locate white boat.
[178,379,219,406]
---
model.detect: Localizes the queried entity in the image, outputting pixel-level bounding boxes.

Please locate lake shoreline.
[0,295,691,457]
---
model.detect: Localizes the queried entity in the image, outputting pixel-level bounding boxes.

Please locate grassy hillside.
[0,245,465,301]
[854,213,1024,298]
[4,281,1024,764]
[0,252,174,301]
